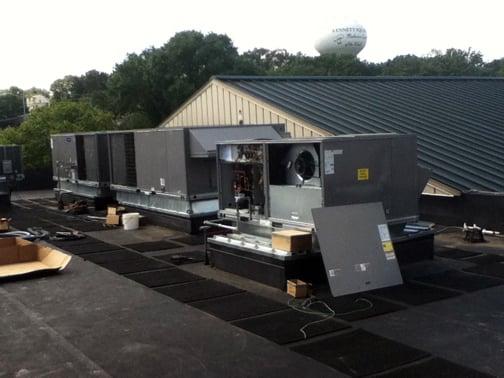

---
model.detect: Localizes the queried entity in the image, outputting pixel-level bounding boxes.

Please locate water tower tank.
[315,23,367,56]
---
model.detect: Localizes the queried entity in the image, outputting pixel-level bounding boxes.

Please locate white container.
[122,212,140,230]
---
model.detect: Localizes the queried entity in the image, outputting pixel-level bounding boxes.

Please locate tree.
[0,101,116,169]
[272,53,374,76]
[241,48,296,73]
[74,70,110,108]
[427,48,484,76]
[24,87,50,98]
[108,31,240,124]
[50,75,80,101]
[0,87,26,127]
[483,58,504,76]
[116,111,155,130]
[381,55,430,76]
[50,71,110,108]
[107,52,152,118]
[380,48,485,76]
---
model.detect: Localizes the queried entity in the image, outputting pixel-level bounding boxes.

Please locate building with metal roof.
[161,76,504,196]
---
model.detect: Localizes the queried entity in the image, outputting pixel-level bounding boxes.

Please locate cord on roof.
[288,297,374,339]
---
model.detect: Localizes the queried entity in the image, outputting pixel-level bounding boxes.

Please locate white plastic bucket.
[122,212,140,230]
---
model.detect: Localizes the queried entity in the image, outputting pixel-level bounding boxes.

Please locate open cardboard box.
[0,237,71,279]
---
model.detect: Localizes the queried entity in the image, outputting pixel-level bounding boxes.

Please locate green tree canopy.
[108,31,240,124]
[74,70,110,108]
[0,87,25,122]
[381,49,485,76]
[50,70,110,108]
[0,101,116,169]
[24,87,50,98]
[116,111,155,130]
[483,58,504,76]
[50,75,80,101]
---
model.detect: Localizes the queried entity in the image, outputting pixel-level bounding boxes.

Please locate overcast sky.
[1,0,503,90]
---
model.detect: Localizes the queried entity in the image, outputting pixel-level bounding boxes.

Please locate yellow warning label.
[357,168,369,181]
[382,241,394,253]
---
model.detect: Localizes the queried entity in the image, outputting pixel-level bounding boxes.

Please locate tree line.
[1,30,504,169]
[48,31,504,127]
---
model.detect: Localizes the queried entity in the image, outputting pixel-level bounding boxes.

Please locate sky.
[1,0,503,90]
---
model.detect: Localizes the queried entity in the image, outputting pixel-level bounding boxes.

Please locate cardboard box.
[0,218,9,232]
[106,214,121,225]
[287,279,312,298]
[107,206,126,216]
[0,237,71,279]
[272,229,312,253]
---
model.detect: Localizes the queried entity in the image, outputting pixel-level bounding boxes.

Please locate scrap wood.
[65,200,89,215]
[49,231,86,241]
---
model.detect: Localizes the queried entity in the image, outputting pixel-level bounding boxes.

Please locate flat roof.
[2,196,504,377]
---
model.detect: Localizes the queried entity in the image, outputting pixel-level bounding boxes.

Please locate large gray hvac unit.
[206,134,432,288]
[0,145,23,203]
[215,134,427,226]
[109,125,287,232]
[51,132,111,200]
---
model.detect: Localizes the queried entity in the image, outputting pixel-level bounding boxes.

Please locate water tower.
[315,23,367,56]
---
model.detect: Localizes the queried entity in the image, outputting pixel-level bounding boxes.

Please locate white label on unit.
[385,253,396,261]
[50,138,54,149]
[160,178,165,187]
[377,223,391,242]
[323,149,343,175]
[354,262,370,272]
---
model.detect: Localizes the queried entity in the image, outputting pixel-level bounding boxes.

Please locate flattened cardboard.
[0,238,71,279]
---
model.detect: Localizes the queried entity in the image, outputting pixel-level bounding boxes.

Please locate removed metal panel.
[188,125,285,158]
[312,202,403,297]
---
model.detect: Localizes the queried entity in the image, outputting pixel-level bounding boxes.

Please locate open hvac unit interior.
[207,134,433,289]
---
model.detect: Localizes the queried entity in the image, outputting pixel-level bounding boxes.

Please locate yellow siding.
[163,80,326,137]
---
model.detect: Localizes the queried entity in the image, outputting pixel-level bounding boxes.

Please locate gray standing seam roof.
[215,76,504,193]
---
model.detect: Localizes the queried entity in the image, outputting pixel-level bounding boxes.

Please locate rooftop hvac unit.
[0,145,24,203]
[110,124,287,233]
[206,134,433,291]
[51,132,112,201]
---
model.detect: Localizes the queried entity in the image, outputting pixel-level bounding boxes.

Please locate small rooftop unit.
[51,132,112,204]
[0,145,23,204]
